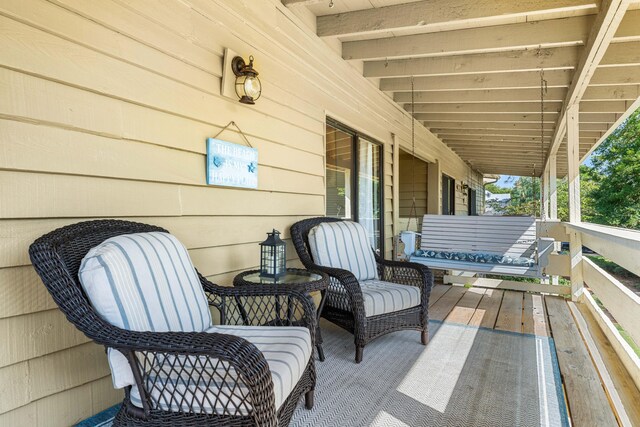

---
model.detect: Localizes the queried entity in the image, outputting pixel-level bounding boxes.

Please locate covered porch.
[1,0,639,426]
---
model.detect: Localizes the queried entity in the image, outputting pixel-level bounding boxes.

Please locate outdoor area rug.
[77,320,569,427]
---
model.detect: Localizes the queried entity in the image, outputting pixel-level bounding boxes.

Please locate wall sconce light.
[231,55,262,105]
[462,182,469,191]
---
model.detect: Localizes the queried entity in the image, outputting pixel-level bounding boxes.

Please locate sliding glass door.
[358,137,382,252]
[325,119,384,253]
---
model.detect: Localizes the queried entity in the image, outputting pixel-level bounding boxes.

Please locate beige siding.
[0,0,480,424]
[399,151,429,218]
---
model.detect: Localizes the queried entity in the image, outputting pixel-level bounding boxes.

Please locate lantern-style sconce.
[231,55,262,105]
[259,229,286,279]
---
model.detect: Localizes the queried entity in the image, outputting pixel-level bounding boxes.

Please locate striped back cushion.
[79,232,212,389]
[79,232,212,333]
[308,221,378,281]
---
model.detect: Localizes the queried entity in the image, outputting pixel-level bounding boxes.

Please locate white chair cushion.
[129,325,312,415]
[327,279,421,317]
[78,232,212,388]
[308,221,378,281]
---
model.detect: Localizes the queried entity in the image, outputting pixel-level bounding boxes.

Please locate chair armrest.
[108,329,276,423]
[295,263,366,317]
[200,277,317,341]
[537,238,555,268]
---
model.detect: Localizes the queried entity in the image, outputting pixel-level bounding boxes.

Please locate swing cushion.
[413,250,536,267]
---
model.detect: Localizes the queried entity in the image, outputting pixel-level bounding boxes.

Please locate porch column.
[392,134,400,243]
[549,153,558,220]
[542,165,550,219]
[427,160,441,214]
[567,104,583,301]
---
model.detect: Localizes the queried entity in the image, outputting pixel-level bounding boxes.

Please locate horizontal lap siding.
[0,0,478,424]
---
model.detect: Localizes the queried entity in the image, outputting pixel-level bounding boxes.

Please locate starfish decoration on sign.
[248,162,257,173]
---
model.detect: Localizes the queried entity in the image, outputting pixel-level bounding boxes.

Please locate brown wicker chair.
[290,217,433,363]
[29,219,316,427]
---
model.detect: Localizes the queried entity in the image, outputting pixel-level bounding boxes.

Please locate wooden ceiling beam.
[424,121,610,131]
[599,40,640,66]
[414,113,560,122]
[415,112,620,122]
[382,65,640,92]
[393,85,638,103]
[394,88,568,104]
[582,84,640,100]
[547,0,632,159]
[343,15,591,61]
[408,100,630,113]
[443,134,552,142]
[435,129,603,138]
[343,10,640,61]
[590,64,640,85]
[381,70,573,92]
[406,102,563,114]
[364,46,580,78]
[317,0,597,37]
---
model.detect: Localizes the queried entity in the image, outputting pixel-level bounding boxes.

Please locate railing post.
[567,104,583,300]
[543,164,550,219]
[549,153,558,220]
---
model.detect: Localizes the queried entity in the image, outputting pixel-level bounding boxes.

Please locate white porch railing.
[562,222,640,391]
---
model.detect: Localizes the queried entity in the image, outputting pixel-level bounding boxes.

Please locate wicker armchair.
[29,220,316,427]
[290,217,433,363]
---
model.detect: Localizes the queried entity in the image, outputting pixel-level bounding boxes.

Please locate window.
[442,174,455,215]
[326,119,384,253]
[468,188,478,216]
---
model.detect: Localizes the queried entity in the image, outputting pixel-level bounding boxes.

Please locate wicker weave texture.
[290,217,433,363]
[29,219,316,426]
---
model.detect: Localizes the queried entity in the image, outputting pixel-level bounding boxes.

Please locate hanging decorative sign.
[206,138,258,188]
[206,121,258,189]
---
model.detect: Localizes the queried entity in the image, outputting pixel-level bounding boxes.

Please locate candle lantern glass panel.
[259,229,286,279]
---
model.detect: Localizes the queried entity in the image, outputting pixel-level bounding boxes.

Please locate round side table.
[233,268,329,361]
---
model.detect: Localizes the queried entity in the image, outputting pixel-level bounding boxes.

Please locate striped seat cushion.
[78,232,212,388]
[308,221,378,281]
[129,325,312,414]
[327,279,421,317]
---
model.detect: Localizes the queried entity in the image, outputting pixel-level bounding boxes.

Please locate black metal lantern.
[231,55,262,105]
[259,229,286,279]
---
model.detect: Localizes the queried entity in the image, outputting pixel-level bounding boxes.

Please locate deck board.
[468,288,504,328]
[494,290,523,333]
[444,287,485,325]
[428,284,451,307]
[545,296,618,427]
[430,285,627,426]
[522,293,548,336]
[575,302,640,426]
[429,285,467,321]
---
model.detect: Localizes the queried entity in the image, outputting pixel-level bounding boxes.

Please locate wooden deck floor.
[428,284,636,427]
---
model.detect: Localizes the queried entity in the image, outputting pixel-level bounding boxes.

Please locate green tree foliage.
[555,165,598,223]
[490,109,639,229]
[485,183,511,194]
[506,177,540,216]
[586,109,640,229]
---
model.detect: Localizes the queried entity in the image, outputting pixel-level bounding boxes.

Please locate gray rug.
[290,320,569,427]
[78,320,568,427]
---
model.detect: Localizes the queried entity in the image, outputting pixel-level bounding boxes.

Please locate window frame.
[442,174,456,215]
[326,117,385,254]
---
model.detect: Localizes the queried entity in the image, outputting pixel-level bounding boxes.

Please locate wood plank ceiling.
[284,0,640,176]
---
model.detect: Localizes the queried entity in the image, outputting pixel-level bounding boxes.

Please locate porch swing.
[399,71,556,279]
